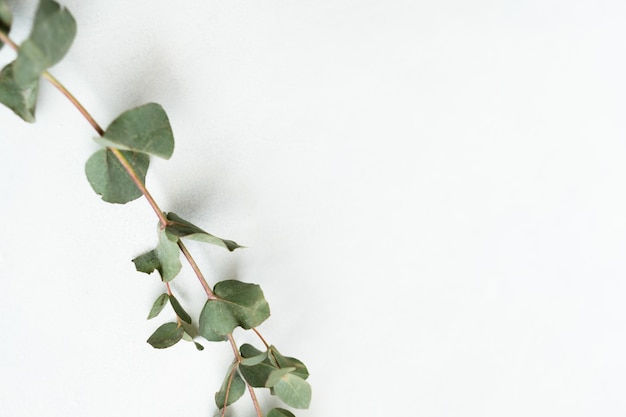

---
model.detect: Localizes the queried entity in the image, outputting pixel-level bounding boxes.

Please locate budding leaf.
[267,408,296,417]
[96,103,175,159]
[198,280,270,341]
[13,0,76,87]
[146,322,184,349]
[147,293,169,320]
[0,0,12,48]
[85,149,149,204]
[0,61,39,122]
[215,364,246,409]
[165,212,242,251]
[169,294,192,324]
[273,373,312,409]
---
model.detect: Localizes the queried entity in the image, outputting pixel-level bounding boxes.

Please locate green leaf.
[147,293,169,319]
[198,280,270,341]
[240,350,268,366]
[169,294,192,324]
[165,212,242,251]
[13,0,76,87]
[132,250,160,275]
[269,346,310,380]
[96,103,174,159]
[194,341,204,351]
[215,364,246,409]
[0,0,12,47]
[273,373,312,409]
[267,408,296,417]
[85,149,149,204]
[146,322,184,349]
[0,61,39,122]
[239,362,276,388]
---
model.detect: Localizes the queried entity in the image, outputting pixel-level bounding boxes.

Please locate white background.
[2,0,626,416]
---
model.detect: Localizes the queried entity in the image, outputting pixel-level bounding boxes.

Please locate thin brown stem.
[108,147,168,226]
[0,31,19,51]
[178,240,216,299]
[253,328,270,349]
[228,334,263,417]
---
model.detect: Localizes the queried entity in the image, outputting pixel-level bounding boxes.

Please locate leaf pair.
[147,293,191,324]
[85,102,174,204]
[216,344,311,410]
[0,0,75,121]
[198,280,271,342]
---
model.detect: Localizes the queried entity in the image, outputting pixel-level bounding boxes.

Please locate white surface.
[2,0,626,415]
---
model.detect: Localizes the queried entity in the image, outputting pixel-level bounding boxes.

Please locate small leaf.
[194,341,204,351]
[132,250,160,275]
[215,364,246,409]
[0,0,12,47]
[0,62,39,122]
[13,0,76,87]
[240,351,268,366]
[146,322,184,349]
[96,103,175,159]
[169,294,192,324]
[273,373,312,409]
[269,346,310,380]
[198,280,270,341]
[166,212,242,251]
[85,149,149,204]
[147,293,169,319]
[267,408,296,417]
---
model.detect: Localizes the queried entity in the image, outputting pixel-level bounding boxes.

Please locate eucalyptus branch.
[0,1,311,416]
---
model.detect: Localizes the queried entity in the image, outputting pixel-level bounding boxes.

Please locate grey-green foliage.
[239,344,312,409]
[14,0,76,87]
[1,1,312,414]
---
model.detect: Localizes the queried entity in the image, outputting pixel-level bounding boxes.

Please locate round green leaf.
[146,322,184,349]
[85,149,149,204]
[97,103,174,159]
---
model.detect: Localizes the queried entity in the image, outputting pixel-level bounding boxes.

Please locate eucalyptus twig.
[1,1,311,416]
